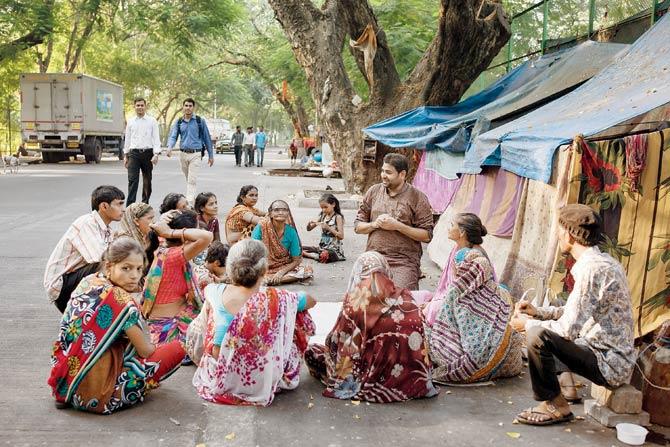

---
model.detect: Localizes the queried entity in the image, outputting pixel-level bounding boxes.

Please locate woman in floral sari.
[48,237,184,414]
[426,213,522,383]
[305,251,438,403]
[192,239,316,406]
[251,199,313,285]
[225,185,265,244]
[141,210,212,353]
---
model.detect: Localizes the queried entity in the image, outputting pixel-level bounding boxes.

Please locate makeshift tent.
[364,41,626,153]
[427,15,670,337]
[390,41,627,212]
[463,13,670,183]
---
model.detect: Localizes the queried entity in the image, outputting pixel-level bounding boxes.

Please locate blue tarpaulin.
[463,13,670,183]
[363,41,625,153]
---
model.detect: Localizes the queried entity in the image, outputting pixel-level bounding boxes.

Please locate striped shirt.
[44,211,113,302]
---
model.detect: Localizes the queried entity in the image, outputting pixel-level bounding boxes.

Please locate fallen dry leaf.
[506,432,521,439]
[507,401,513,404]
[564,428,572,433]
[445,390,452,395]
[351,400,361,406]
[169,417,181,426]
[307,402,314,409]
[512,419,520,425]
[353,414,361,420]
[225,433,236,441]
[575,416,584,420]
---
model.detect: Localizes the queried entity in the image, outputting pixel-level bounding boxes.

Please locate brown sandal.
[517,403,574,426]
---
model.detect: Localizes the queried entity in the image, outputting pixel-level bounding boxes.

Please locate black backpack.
[176,115,207,157]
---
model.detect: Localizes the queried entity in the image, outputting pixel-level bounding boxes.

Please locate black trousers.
[54,262,100,313]
[127,149,154,205]
[233,145,242,166]
[526,326,608,401]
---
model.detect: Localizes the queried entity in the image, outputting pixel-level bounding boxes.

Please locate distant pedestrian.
[44,185,126,312]
[123,98,161,205]
[230,125,244,167]
[167,98,214,205]
[243,126,255,167]
[255,126,267,167]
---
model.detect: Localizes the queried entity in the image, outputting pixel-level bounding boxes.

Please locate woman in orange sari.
[251,199,313,285]
[225,185,265,244]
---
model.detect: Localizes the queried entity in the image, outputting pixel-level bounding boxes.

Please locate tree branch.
[336,0,400,104]
[0,0,54,63]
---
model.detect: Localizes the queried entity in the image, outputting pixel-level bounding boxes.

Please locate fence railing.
[466,0,667,96]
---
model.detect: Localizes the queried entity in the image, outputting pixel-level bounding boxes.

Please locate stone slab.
[584,399,650,428]
[591,384,643,414]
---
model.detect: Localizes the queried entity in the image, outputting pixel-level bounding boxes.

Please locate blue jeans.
[255,147,265,166]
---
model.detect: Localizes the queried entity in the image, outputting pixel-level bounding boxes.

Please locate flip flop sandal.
[517,405,574,426]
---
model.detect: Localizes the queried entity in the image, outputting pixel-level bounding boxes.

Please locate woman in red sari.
[305,251,438,402]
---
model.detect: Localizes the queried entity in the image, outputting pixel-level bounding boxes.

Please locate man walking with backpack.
[167,98,214,205]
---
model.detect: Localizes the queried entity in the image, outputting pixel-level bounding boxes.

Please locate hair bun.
[480,224,488,237]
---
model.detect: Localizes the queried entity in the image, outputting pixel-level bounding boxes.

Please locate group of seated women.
[50,184,523,412]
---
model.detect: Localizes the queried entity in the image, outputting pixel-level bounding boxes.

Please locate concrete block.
[584,399,650,428]
[590,384,643,414]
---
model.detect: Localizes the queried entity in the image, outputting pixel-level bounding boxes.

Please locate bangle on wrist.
[181,228,186,241]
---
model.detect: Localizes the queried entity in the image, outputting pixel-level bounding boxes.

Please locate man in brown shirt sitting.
[354,153,434,290]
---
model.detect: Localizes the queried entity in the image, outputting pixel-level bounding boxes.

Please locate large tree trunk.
[267,0,510,193]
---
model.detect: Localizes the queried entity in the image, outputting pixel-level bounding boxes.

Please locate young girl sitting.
[303,194,345,263]
[48,237,184,414]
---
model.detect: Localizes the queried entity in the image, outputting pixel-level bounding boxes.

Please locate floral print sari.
[305,251,438,403]
[192,288,315,406]
[225,204,263,243]
[48,274,181,414]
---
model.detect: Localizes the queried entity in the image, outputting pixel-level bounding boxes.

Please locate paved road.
[0,149,648,446]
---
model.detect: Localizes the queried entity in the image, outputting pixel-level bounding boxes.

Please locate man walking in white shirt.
[243,126,256,167]
[124,98,161,205]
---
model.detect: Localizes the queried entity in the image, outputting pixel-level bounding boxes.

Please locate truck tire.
[42,152,56,163]
[83,136,102,163]
[93,139,102,164]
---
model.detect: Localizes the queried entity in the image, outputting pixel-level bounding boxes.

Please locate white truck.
[207,118,233,153]
[20,73,125,163]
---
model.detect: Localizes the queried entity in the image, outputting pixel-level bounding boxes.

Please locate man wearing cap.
[511,204,635,426]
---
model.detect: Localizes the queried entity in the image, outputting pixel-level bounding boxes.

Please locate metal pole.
[588,0,596,38]
[651,0,658,25]
[541,0,549,54]
[506,20,514,73]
